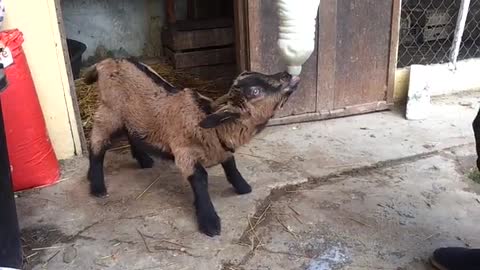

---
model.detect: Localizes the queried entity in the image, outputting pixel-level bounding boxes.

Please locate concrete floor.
[16,92,480,270]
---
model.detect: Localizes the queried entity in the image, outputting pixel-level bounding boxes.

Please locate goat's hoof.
[198,211,221,237]
[90,185,108,198]
[138,156,154,169]
[234,182,252,195]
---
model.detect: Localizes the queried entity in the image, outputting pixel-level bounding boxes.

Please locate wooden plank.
[163,27,234,51]
[194,0,222,19]
[180,64,237,80]
[387,0,401,105]
[268,101,390,126]
[221,0,235,18]
[166,47,235,69]
[166,0,176,25]
[187,0,195,19]
[54,0,87,154]
[247,0,317,118]
[333,0,392,108]
[172,18,233,31]
[234,0,249,73]
[316,0,337,113]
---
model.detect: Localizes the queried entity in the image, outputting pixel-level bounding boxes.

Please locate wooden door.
[242,0,400,124]
[246,0,318,118]
[317,0,398,118]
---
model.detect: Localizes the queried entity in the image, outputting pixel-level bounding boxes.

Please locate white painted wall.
[61,0,188,60]
[413,58,480,96]
[3,0,82,159]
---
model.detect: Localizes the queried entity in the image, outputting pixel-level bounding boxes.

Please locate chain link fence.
[397,0,480,68]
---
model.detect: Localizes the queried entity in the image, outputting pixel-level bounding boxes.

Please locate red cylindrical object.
[0,29,60,191]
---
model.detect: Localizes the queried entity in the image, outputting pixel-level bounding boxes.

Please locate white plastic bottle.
[277,0,321,76]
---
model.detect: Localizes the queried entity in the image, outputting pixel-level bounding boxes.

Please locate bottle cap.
[287,65,302,76]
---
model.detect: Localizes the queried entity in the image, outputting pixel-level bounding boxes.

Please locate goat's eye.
[250,87,262,96]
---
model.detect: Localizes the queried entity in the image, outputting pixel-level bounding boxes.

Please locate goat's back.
[93,58,213,152]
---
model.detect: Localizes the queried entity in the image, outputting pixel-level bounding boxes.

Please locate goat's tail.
[83,64,98,85]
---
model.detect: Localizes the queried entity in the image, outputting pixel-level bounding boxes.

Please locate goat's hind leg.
[87,106,123,197]
[127,133,154,169]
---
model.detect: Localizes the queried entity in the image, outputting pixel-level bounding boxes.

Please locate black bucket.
[66,39,87,80]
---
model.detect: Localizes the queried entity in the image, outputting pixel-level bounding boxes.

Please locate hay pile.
[75,61,232,139]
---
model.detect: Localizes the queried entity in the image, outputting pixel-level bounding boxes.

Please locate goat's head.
[199,71,300,129]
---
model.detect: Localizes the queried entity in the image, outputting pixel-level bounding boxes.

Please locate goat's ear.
[199,111,240,129]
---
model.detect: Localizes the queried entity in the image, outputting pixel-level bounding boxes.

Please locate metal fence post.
[450,0,472,66]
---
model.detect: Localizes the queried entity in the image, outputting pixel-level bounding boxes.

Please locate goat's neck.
[215,120,257,151]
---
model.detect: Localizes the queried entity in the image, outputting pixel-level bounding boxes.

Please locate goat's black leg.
[188,163,221,237]
[87,106,123,197]
[221,156,252,194]
[474,108,480,171]
[87,146,108,197]
[127,133,154,169]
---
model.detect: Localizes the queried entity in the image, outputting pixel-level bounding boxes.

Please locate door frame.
[234,0,250,73]
[235,0,401,126]
[54,0,88,154]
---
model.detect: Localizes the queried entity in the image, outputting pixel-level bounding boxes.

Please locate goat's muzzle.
[282,75,300,94]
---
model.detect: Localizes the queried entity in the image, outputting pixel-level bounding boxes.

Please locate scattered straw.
[153,245,200,257]
[75,80,98,139]
[287,205,303,224]
[423,233,439,241]
[247,214,263,251]
[109,145,130,152]
[24,252,38,261]
[247,202,272,233]
[136,229,153,253]
[275,215,298,239]
[43,250,61,268]
[31,246,63,251]
[288,205,301,216]
[136,175,162,200]
[158,240,191,250]
[347,217,372,228]
[244,202,272,251]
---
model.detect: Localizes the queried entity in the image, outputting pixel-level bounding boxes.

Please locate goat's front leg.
[176,154,221,236]
[189,163,221,236]
[221,156,252,194]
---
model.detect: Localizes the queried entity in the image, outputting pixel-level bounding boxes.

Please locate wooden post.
[450,0,471,66]
[166,0,176,25]
[234,0,248,73]
[187,0,195,19]
[387,0,402,105]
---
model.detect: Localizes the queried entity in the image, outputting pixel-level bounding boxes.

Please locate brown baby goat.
[84,58,300,237]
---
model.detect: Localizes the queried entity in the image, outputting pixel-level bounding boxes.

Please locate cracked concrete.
[15,91,480,270]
